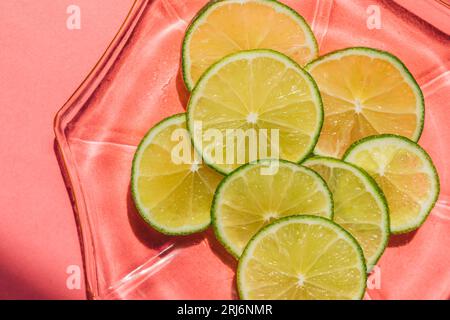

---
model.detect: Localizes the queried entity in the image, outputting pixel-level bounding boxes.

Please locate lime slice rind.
[212,159,334,258]
[303,156,390,271]
[187,49,324,175]
[182,0,318,91]
[237,215,367,300]
[343,134,440,234]
[305,47,425,158]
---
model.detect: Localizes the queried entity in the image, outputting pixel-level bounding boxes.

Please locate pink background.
[0,0,134,299]
[1,0,449,300]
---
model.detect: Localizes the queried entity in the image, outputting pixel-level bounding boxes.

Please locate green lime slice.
[238,215,367,300]
[187,49,323,175]
[304,156,389,270]
[212,159,333,257]
[344,134,439,234]
[131,114,223,235]
[182,0,318,90]
[305,47,424,158]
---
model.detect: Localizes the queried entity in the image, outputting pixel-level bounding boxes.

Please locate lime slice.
[187,49,323,175]
[182,0,318,90]
[238,215,367,300]
[305,47,424,158]
[212,160,333,257]
[344,135,440,234]
[131,114,223,235]
[303,157,389,270]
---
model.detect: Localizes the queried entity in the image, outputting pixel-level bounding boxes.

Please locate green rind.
[343,134,440,234]
[182,0,319,91]
[237,215,368,300]
[211,159,334,258]
[305,46,425,156]
[187,49,324,175]
[303,156,390,271]
[131,113,212,236]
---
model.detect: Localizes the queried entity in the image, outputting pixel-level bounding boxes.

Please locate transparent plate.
[54,0,450,300]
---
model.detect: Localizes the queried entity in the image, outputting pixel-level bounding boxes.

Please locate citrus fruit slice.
[343,135,440,234]
[303,157,389,270]
[212,160,333,257]
[238,215,367,300]
[187,49,323,175]
[131,114,223,235]
[305,47,424,158]
[182,0,318,90]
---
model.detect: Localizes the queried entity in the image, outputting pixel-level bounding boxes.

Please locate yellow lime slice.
[303,157,389,270]
[187,49,323,175]
[344,135,440,234]
[305,47,424,158]
[131,114,223,235]
[212,160,333,257]
[238,215,367,300]
[182,0,318,90]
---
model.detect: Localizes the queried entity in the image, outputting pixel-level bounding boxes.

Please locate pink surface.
[54,0,450,300]
[2,0,450,300]
[0,0,134,299]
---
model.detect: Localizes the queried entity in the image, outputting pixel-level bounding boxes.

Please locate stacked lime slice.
[303,157,389,270]
[305,47,424,158]
[212,160,333,257]
[344,135,439,234]
[187,49,323,174]
[182,0,318,90]
[238,216,367,300]
[131,114,223,235]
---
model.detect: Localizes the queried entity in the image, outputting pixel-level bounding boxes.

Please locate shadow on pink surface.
[0,265,54,300]
[388,231,418,248]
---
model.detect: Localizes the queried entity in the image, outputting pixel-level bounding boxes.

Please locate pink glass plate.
[54,0,450,300]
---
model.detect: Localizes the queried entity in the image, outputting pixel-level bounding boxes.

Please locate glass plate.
[54,0,450,300]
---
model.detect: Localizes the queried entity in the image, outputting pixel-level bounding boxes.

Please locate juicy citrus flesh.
[238,216,367,300]
[306,48,424,158]
[183,0,318,90]
[344,135,439,234]
[188,50,323,175]
[132,114,223,234]
[213,160,333,257]
[304,157,389,270]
